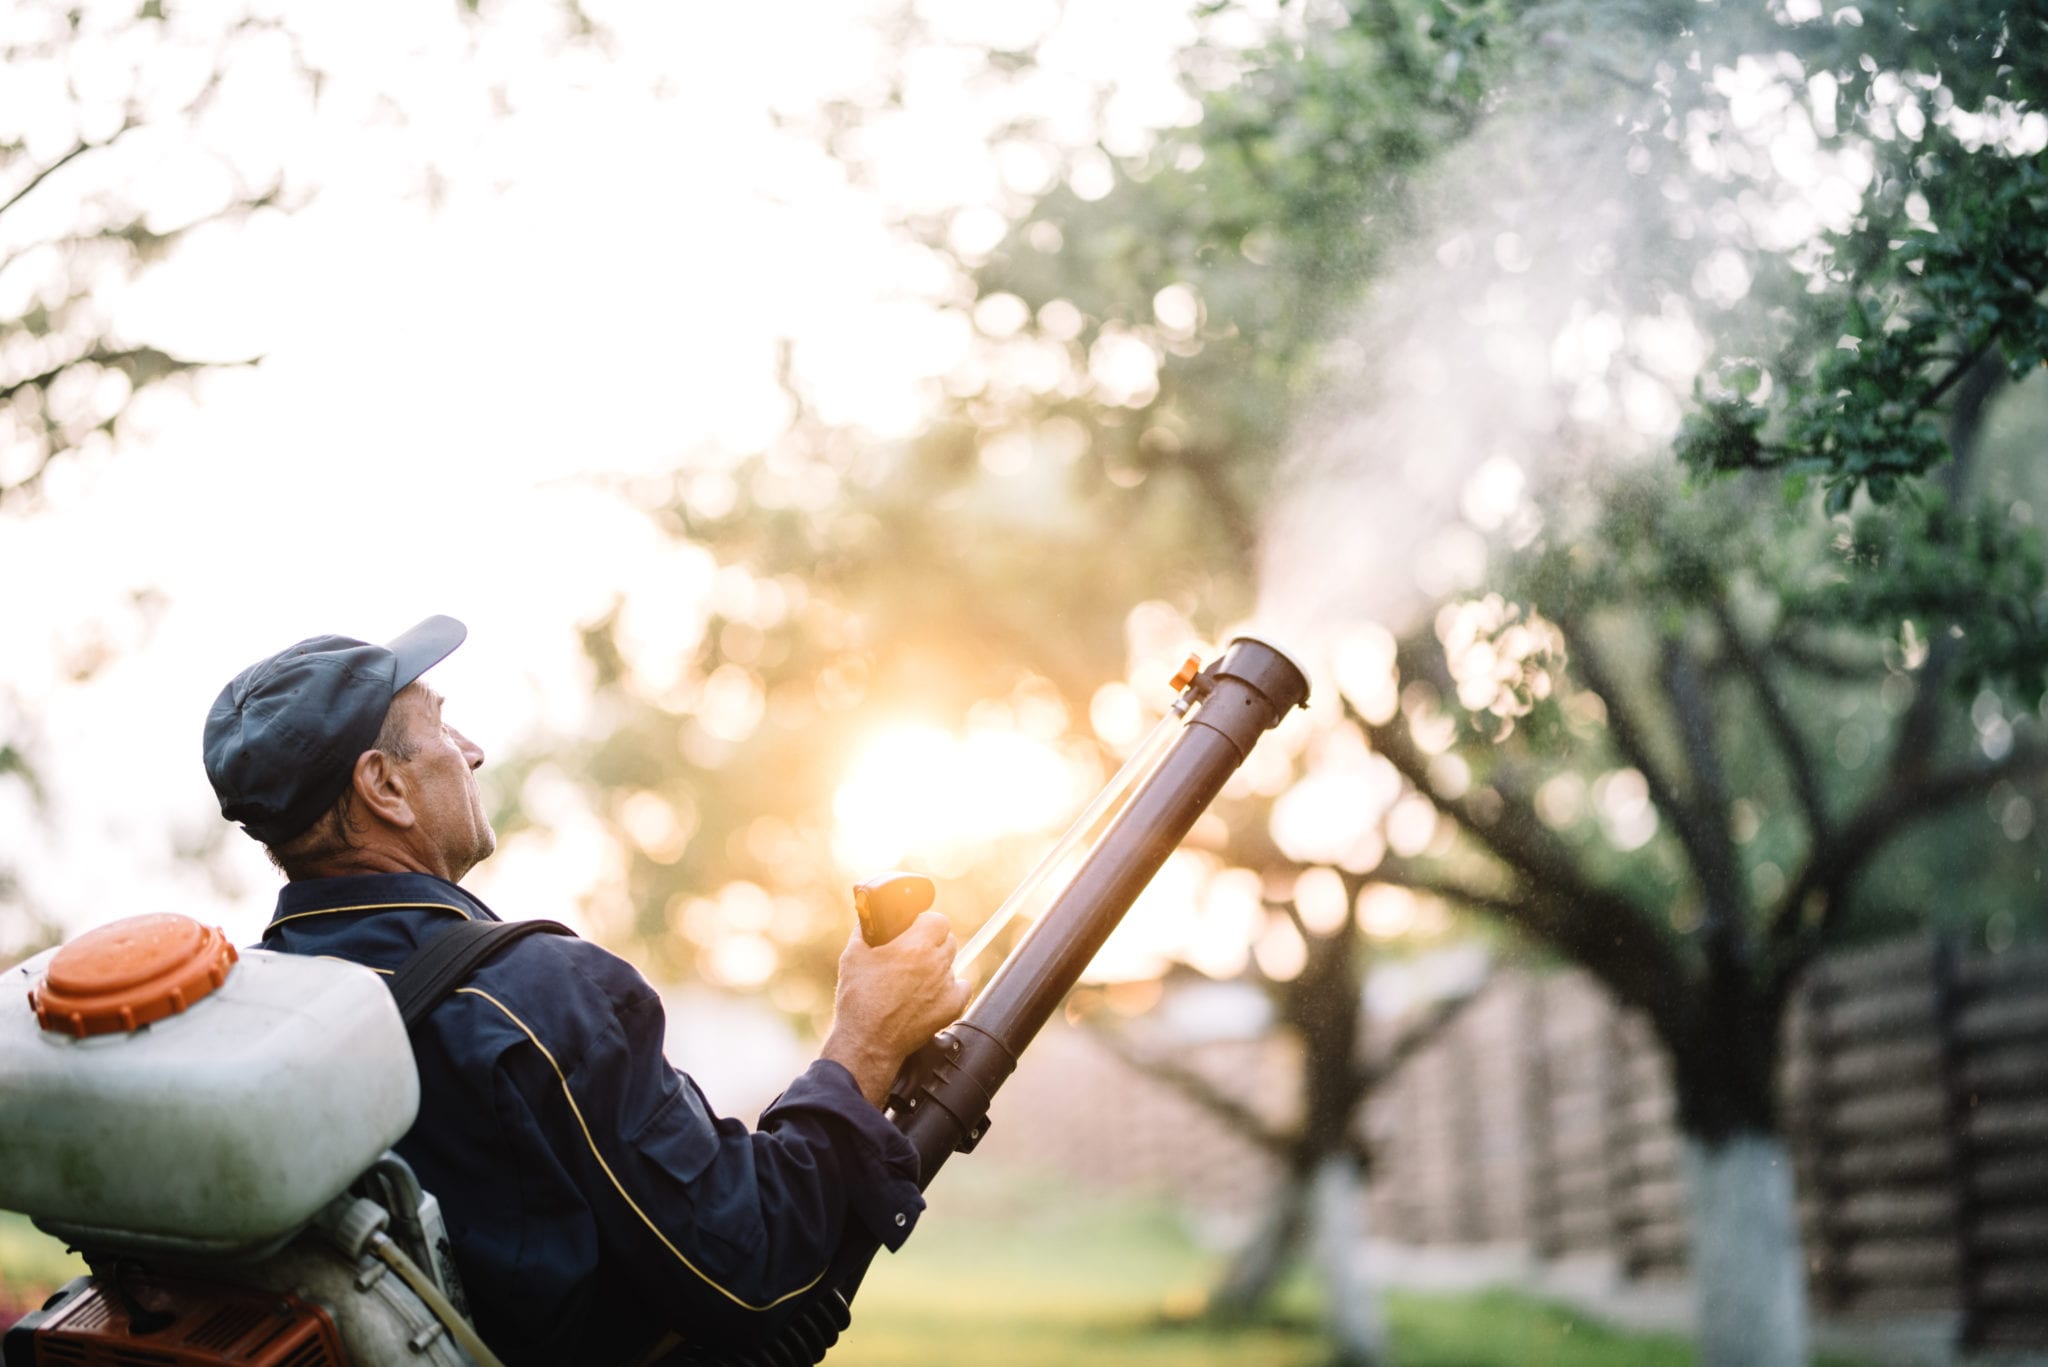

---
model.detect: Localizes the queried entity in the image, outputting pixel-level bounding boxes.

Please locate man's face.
[390,683,497,881]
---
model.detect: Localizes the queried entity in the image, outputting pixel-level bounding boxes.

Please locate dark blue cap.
[203,615,467,845]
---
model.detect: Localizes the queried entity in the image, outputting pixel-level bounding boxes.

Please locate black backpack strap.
[389,919,576,1029]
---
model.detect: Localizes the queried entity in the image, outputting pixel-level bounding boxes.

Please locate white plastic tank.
[0,913,419,1253]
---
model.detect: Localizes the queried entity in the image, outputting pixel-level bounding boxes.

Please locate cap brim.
[386,614,467,691]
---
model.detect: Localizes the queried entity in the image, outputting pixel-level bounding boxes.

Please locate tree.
[2,0,616,507]
[1348,456,2044,1367]
[913,4,2048,1363]
[515,2,2048,1365]
[1088,916,1486,1346]
[0,0,311,954]
[0,0,608,954]
[0,1,313,507]
[1673,0,2048,694]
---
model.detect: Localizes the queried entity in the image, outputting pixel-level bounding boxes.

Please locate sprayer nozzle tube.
[719,639,1308,1367]
[894,637,1309,1186]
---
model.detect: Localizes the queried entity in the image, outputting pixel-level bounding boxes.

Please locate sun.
[831,721,1086,877]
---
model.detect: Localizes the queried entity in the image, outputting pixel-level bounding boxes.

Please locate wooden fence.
[1365,938,2048,1350]
[975,935,2048,1351]
[1367,971,1689,1276]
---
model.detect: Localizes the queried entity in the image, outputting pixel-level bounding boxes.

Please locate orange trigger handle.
[854,872,936,946]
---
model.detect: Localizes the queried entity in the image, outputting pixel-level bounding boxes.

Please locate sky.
[0,0,1225,957]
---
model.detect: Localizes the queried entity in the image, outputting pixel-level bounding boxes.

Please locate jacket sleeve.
[479,937,925,1350]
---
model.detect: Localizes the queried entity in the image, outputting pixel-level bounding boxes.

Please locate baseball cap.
[203,615,467,845]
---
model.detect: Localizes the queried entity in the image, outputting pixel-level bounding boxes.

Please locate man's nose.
[455,729,485,769]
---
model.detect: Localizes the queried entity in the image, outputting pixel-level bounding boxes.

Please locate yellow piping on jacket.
[455,986,827,1313]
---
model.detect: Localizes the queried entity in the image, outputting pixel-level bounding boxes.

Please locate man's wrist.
[818,1030,898,1108]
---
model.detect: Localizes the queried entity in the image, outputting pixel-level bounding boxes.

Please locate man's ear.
[350,747,415,830]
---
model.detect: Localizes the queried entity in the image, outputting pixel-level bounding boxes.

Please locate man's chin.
[450,829,498,884]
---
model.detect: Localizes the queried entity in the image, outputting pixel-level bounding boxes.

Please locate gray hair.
[263,695,421,880]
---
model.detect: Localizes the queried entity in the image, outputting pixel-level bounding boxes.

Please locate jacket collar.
[264,871,498,939]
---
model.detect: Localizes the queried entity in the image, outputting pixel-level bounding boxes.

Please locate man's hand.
[820,911,970,1107]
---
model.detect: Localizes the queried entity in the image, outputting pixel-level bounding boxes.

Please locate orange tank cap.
[31,913,239,1038]
[1169,652,1203,693]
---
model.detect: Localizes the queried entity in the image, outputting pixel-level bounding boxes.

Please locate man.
[202,615,968,1365]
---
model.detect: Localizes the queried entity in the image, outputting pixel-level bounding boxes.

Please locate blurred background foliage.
[1,0,304,956]
[500,1,2045,1357]
[531,0,2044,1016]
[0,0,579,958]
[4,0,2045,1361]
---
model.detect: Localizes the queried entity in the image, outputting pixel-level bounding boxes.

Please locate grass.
[0,1211,85,1318]
[832,1166,1870,1367]
[2,1174,1874,1365]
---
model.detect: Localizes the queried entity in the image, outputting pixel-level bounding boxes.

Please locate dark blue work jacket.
[260,872,924,1366]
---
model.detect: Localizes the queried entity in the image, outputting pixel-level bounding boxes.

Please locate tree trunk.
[1208,1168,1309,1319]
[1682,1131,1807,1367]
[1308,1153,1390,1367]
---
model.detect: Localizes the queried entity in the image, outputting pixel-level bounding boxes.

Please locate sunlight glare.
[701,933,778,989]
[1293,865,1349,934]
[1251,914,1307,981]
[1356,884,1419,939]
[831,721,1085,874]
[1089,849,1266,983]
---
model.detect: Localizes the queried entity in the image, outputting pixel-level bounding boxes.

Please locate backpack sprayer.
[0,918,484,1367]
[0,637,1307,1367]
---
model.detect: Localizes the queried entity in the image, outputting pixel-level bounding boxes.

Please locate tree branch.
[0,178,289,282]
[1583,56,1657,95]
[1266,895,1312,942]
[1555,613,1708,870]
[1936,350,2002,501]
[1766,352,2014,992]
[1085,1022,1291,1155]
[1770,630,1887,681]
[1918,331,2001,419]
[1363,972,1493,1088]
[1769,739,2048,997]
[0,345,233,407]
[1883,637,1954,785]
[1344,695,1693,1009]
[0,114,143,223]
[1345,862,1541,934]
[1347,857,1693,1044]
[1658,633,1748,961]
[1878,356,2002,784]
[1709,595,1830,843]
[1703,302,2013,478]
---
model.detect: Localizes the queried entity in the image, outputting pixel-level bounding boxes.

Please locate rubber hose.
[371,1233,509,1367]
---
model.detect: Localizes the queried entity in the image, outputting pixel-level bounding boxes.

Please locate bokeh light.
[832,721,1088,876]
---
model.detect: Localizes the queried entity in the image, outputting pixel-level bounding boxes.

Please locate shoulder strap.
[389,919,576,1029]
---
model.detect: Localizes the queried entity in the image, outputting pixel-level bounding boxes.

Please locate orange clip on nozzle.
[855,872,936,946]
